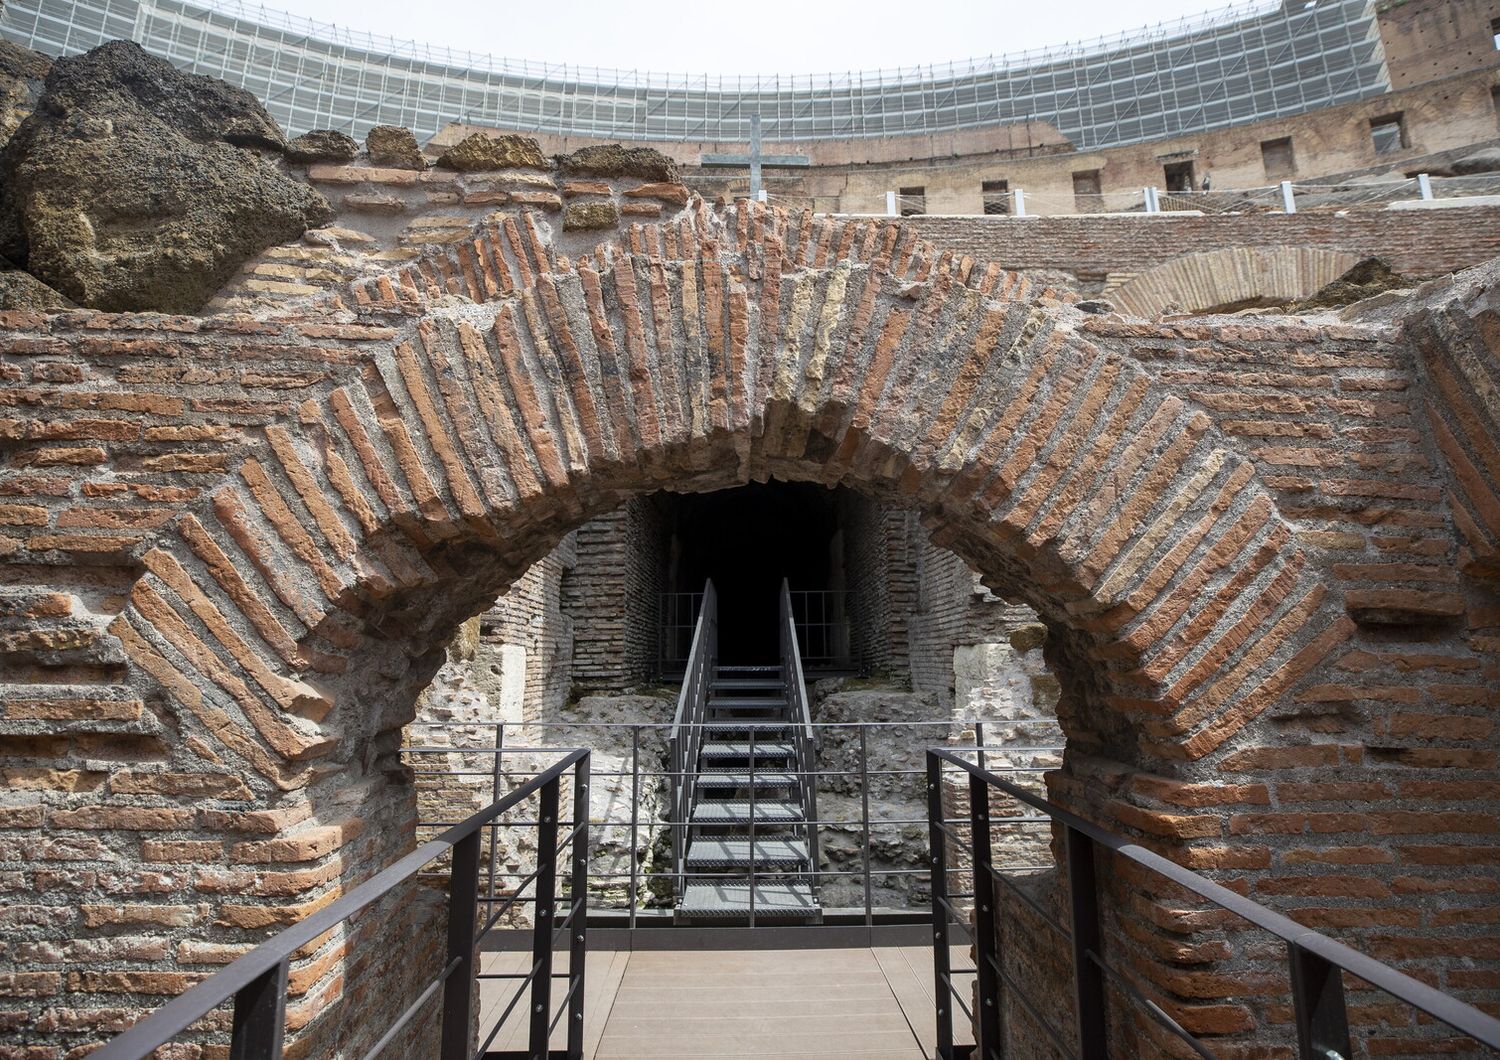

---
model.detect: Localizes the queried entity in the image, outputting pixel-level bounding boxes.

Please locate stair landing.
[478,946,960,1058]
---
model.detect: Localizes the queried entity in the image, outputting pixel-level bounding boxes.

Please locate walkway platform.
[478,946,973,1058]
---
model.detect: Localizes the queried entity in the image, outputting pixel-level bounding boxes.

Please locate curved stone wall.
[1108,246,1362,316]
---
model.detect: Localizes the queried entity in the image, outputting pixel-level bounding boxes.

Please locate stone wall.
[564,498,667,689]
[837,493,909,674]
[0,192,1496,1058]
[436,64,1500,218]
[903,204,1500,282]
[1379,0,1500,89]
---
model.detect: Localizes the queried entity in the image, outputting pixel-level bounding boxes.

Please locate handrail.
[780,578,821,894]
[927,747,1500,1060]
[93,749,591,1060]
[668,579,716,898]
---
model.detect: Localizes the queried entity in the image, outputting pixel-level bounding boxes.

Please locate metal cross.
[700,113,811,201]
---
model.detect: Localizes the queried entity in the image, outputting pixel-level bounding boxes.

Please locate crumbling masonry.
[0,142,1498,1057]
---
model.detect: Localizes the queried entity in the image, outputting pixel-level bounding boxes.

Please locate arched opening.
[82,203,1349,1057]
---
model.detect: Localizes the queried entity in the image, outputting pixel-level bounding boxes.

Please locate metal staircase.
[670,580,822,924]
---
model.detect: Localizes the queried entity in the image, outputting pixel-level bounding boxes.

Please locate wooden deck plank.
[477,948,629,1058]
[594,947,927,1059]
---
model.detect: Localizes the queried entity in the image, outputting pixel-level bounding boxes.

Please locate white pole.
[1417,173,1433,201]
[756,189,768,203]
[1142,188,1152,213]
[1013,188,1027,217]
[1280,180,1296,214]
[885,190,897,217]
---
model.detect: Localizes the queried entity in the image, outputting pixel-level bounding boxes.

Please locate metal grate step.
[709,696,789,710]
[695,771,798,790]
[690,800,804,825]
[702,723,792,738]
[699,742,796,760]
[677,881,820,918]
[685,837,810,868]
[711,679,784,692]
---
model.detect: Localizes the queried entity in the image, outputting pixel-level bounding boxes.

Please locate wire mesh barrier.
[927,747,1500,1060]
[90,750,591,1060]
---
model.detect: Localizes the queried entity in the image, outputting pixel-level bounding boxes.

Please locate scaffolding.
[0,0,1390,147]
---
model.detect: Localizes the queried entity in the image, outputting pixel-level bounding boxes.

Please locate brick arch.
[107,201,1345,808]
[1109,245,1360,316]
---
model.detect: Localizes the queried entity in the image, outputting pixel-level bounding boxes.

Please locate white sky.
[287,0,1248,73]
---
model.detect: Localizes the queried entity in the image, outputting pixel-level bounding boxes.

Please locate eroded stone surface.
[556,143,678,181]
[285,129,358,164]
[0,40,50,147]
[0,266,71,310]
[0,40,332,312]
[436,132,548,172]
[365,124,426,169]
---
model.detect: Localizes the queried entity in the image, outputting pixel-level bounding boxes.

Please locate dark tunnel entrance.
[651,480,872,673]
[666,481,836,664]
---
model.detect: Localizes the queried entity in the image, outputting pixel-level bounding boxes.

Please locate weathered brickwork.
[0,189,1493,1058]
[904,206,1500,282]
[836,493,912,675]
[907,527,1019,708]
[563,498,668,688]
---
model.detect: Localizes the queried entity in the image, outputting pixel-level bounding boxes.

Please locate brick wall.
[0,196,1495,1056]
[905,523,1028,709]
[904,206,1500,280]
[564,498,667,689]
[482,535,575,715]
[838,493,909,673]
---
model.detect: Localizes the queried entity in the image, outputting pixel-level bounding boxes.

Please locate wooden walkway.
[478,946,971,1059]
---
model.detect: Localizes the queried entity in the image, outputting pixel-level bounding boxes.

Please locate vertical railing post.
[1280,179,1297,214]
[529,778,561,1059]
[969,773,1001,1059]
[1066,826,1108,1060]
[229,958,288,1060]
[748,724,758,929]
[629,724,641,932]
[1417,172,1434,201]
[1289,943,1352,1060]
[486,721,505,917]
[927,750,955,1060]
[566,757,591,1059]
[440,829,481,1060]
[859,723,874,933]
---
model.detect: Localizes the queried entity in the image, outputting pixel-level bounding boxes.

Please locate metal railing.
[668,579,717,897]
[405,720,1060,930]
[927,746,1500,1060]
[786,588,853,669]
[658,587,854,673]
[780,577,821,893]
[91,750,591,1060]
[656,590,703,675]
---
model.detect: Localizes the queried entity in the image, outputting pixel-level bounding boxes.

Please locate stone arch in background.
[26,202,1360,1054]
[1108,245,1360,316]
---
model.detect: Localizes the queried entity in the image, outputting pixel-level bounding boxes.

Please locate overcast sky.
[287,0,1248,73]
